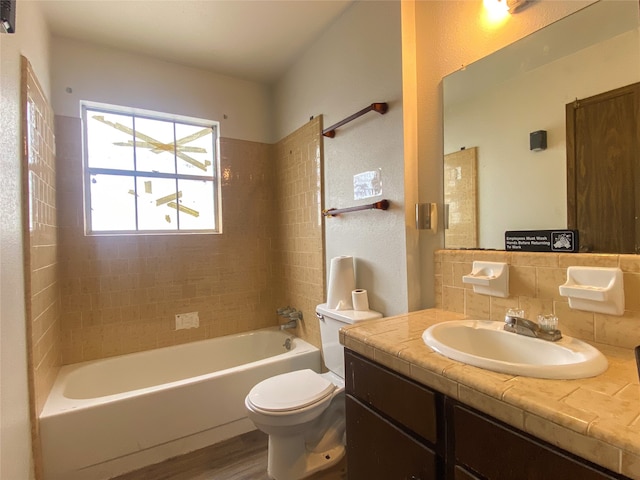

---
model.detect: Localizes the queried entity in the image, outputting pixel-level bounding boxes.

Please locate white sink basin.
[422,320,608,379]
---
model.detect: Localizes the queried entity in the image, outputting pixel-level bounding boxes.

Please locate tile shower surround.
[435,249,640,349]
[22,58,61,479]
[55,116,324,365]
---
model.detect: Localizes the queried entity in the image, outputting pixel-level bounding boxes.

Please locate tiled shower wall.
[22,57,61,479]
[55,116,325,364]
[22,58,62,417]
[272,116,325,348]
[56,116,279,363]
[435,249,640,349]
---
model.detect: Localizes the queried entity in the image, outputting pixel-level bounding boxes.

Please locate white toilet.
[245,304,382,480]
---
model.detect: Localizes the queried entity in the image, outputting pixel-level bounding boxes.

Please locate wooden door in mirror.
[566,82,640,253]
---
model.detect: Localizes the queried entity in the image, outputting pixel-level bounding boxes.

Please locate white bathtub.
[40,328,321,480]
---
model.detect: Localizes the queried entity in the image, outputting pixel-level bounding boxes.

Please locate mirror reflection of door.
[444,147,478,249]
[567,82,640,253]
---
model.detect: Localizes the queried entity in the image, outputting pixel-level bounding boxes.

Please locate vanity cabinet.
[345,349,444,479]
[344,349,629,480]
[451,403,623,480]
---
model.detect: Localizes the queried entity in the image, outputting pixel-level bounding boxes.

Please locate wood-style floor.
[112,430,347,480]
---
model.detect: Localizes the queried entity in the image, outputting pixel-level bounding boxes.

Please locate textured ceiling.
[40,0,354,83]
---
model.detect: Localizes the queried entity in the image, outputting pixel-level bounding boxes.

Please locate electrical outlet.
[175,312,199,330]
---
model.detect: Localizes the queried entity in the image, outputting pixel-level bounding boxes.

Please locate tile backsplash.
[435,249,640,349]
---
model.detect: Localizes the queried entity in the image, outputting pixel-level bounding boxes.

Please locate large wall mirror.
[443,0,640,252]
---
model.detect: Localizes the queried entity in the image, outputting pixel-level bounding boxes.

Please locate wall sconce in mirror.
[530,130,547,151]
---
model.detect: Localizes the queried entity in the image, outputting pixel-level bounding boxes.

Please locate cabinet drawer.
[345,349,439,444]
[346,395,438,480]
[453,403,624,480]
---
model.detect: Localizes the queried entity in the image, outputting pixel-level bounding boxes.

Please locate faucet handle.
[277,306,293,315]
[505,308,524,322]
[537,314,558,332]
[289,310,303,321]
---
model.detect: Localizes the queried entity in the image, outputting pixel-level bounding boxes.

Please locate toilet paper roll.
[326,256,355,310]
[352,289,369,311]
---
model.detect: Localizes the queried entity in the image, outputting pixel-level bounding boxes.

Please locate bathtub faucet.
[277,306,302,330]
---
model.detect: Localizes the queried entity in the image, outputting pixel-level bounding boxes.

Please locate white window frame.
[81,102,222,235]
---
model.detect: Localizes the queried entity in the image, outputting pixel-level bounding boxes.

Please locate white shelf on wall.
[462,261,509,298]
[559,266,624,316]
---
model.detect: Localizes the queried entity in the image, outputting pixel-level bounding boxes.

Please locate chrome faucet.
[280,319,298,330]
[277,306,303,330]
[504,313,562,342]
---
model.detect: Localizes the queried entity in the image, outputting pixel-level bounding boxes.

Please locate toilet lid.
[248,369,335,412]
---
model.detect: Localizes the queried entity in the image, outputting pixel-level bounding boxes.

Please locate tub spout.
[277,307,302,330]
[280,319,298,330]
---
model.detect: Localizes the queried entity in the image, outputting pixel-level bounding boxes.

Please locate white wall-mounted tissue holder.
[559,266,624,316]
[462,261,509,298]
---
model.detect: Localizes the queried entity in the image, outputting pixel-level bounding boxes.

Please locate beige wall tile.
[558,253,619,268]
[553,302,595,341]
[595,313,640,349]
[488,297,520,322]
[452,261,472,288]
[536,266,566,301]
[620,255,640,273]
[22,58,61,416]
[437,249,640,348]
[22,58,62,440]
[624,272,640,312]
[464,290,491,318]
[53,115,325,366]
[510,252,559,267]
[272,117,324,350]
[509,265,536,297]
[442,286,465,313]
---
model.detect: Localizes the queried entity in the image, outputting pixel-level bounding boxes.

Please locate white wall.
[51,37,273,143]
[445,28,639,248]
[274,1,410,316]
[0,2,51,478]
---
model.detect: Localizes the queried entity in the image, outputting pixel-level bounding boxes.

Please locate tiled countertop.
[339,308,640,479]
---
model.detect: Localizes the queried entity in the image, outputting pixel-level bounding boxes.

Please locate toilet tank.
[315,304,382,378]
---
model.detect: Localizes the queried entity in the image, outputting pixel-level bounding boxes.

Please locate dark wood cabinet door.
[453,404,624,480]
[454,466,482,480]
[345,349,439,445]
[346,395,439,480]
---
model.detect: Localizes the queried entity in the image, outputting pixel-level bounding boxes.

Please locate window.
[82,103,220,234]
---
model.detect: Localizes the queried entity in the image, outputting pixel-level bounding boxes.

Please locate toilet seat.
[247,369,335,412]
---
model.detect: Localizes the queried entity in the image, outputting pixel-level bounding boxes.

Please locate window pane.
[136,177,178,231]
[175,124,215,176]
[86,111,135,171]
[135,117,176,174]
[83,103,219,235]
[89,174,136,231]
[177,179,215,230]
